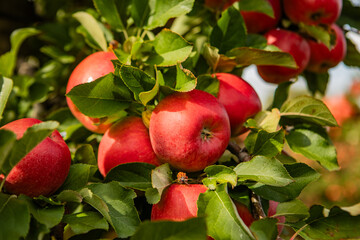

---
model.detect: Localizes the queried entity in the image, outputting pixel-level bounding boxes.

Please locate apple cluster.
[206,0,346,84]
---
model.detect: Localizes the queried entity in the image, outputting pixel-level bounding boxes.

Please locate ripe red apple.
[97,116,161,176]
[216,73,262,136]
[257,29,311,84]
[205,0,238,11]
[306,24,347,73]
[66,51,117,134]
[149,90,231,172]
[0,118,71,197]
[151,183,208,221]
[323,95,355,126]
[283,0,342,25]
[268,200,286,236]
[240,0,281,33]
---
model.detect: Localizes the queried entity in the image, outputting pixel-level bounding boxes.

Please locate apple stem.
[250,192,266,220]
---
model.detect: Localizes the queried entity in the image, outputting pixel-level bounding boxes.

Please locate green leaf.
[40,46,75,64]
[145,187,161,204]
[244,129,285,158]
[286,126,339,171]
[19,195,64,229]
[210,7,247,54]
[227,47,297,68]
[303,71,329,96]
[152,163,174,197]
[0,28,39,77]
[272,81,293,109]
[234,156,293,187]
[81,182,140,238]
[73,11,107,51]
[119,65,157,104]
[131,217,207,240]
[147,29,193,66]
[56,190,83,203]
[293,206,360,240]
[197,184,255,240]
[299,23,332,48]
[274,199,309,223]
[146,0,195,30]
[280,96,338,127]
[343,37,360,68]
[66,73,132,118]
[249,109,281,133]
[74,144,97,165]
[0,194,31,240]
[204,165,237,188]
[2,121,59,174]
[105,162,155,191]
[249,163,320,202]
[0,130,16,170]
[58,164,97,192]
[93,0,127,30]
[131,0,150,28]
[63,211,109,235]
[196,74,220,97]
[174,63,197,92]
[239,0,274,17]
[0,76,13,120]
[250,218,278,240]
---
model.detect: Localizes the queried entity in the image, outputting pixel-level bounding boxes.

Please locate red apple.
[306,24,347,73]
[323,95,355,126]
[66,51,117,134]
[0,118,71,197]
[205,0,238,11]
[257,29,311,84]
[97,116,161,177]
[240,0,281,33]
[149,90,231,172]
[283,0,342,25]
[268,200,286,236]
[216,73,262,136]
[151,183,208,221]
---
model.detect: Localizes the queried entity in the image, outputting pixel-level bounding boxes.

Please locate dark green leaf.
[234,156,293,187]
[63,211,109,234]
[250,218,278,240]
[286,126,339,171]
[2,121,59,174]
[204,165,237,188]
[249,163,320,202]
[131,0,150,28]
[343,37,360,68]
[197,184,255,240]
[146,0,195,30]
[74,144,97,165]
[93,0,127,30]
[147,29,193,67]
[81,182,140,238]
[0,130,16,171]
[210,7,246,54]
[303,71,329,96]
[227,47,297,68]
[58,164,97,192]
[280,96,338,127]
[40,46,75,64]
[105,162,155,191]
[131,217,207,240]
[196,74,220,97]
[272,81,293,109]
[245,129,285,158]
[0,194,31,240]
[239,0,274,17]
[66,73,132,118]
[0,76,13,120]
[73,11,107,51]
[275,199,309,222]
[19,195,64,229]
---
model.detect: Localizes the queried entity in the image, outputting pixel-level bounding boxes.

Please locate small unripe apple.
[240,0,281,33]
[283,0,342,25]
[149,90,231,172]
[97,116,161,177]
[151,183,208,221]
[257,29,311,84]
[306,24,347,73]
[66,51,117,133]
[216,73,262,136]
[0,118,71,197]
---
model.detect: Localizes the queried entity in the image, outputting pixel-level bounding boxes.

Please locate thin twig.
[227,141,251,162]
[251,192,266,220]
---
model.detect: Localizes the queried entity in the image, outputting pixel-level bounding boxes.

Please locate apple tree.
[1,0,360,239]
